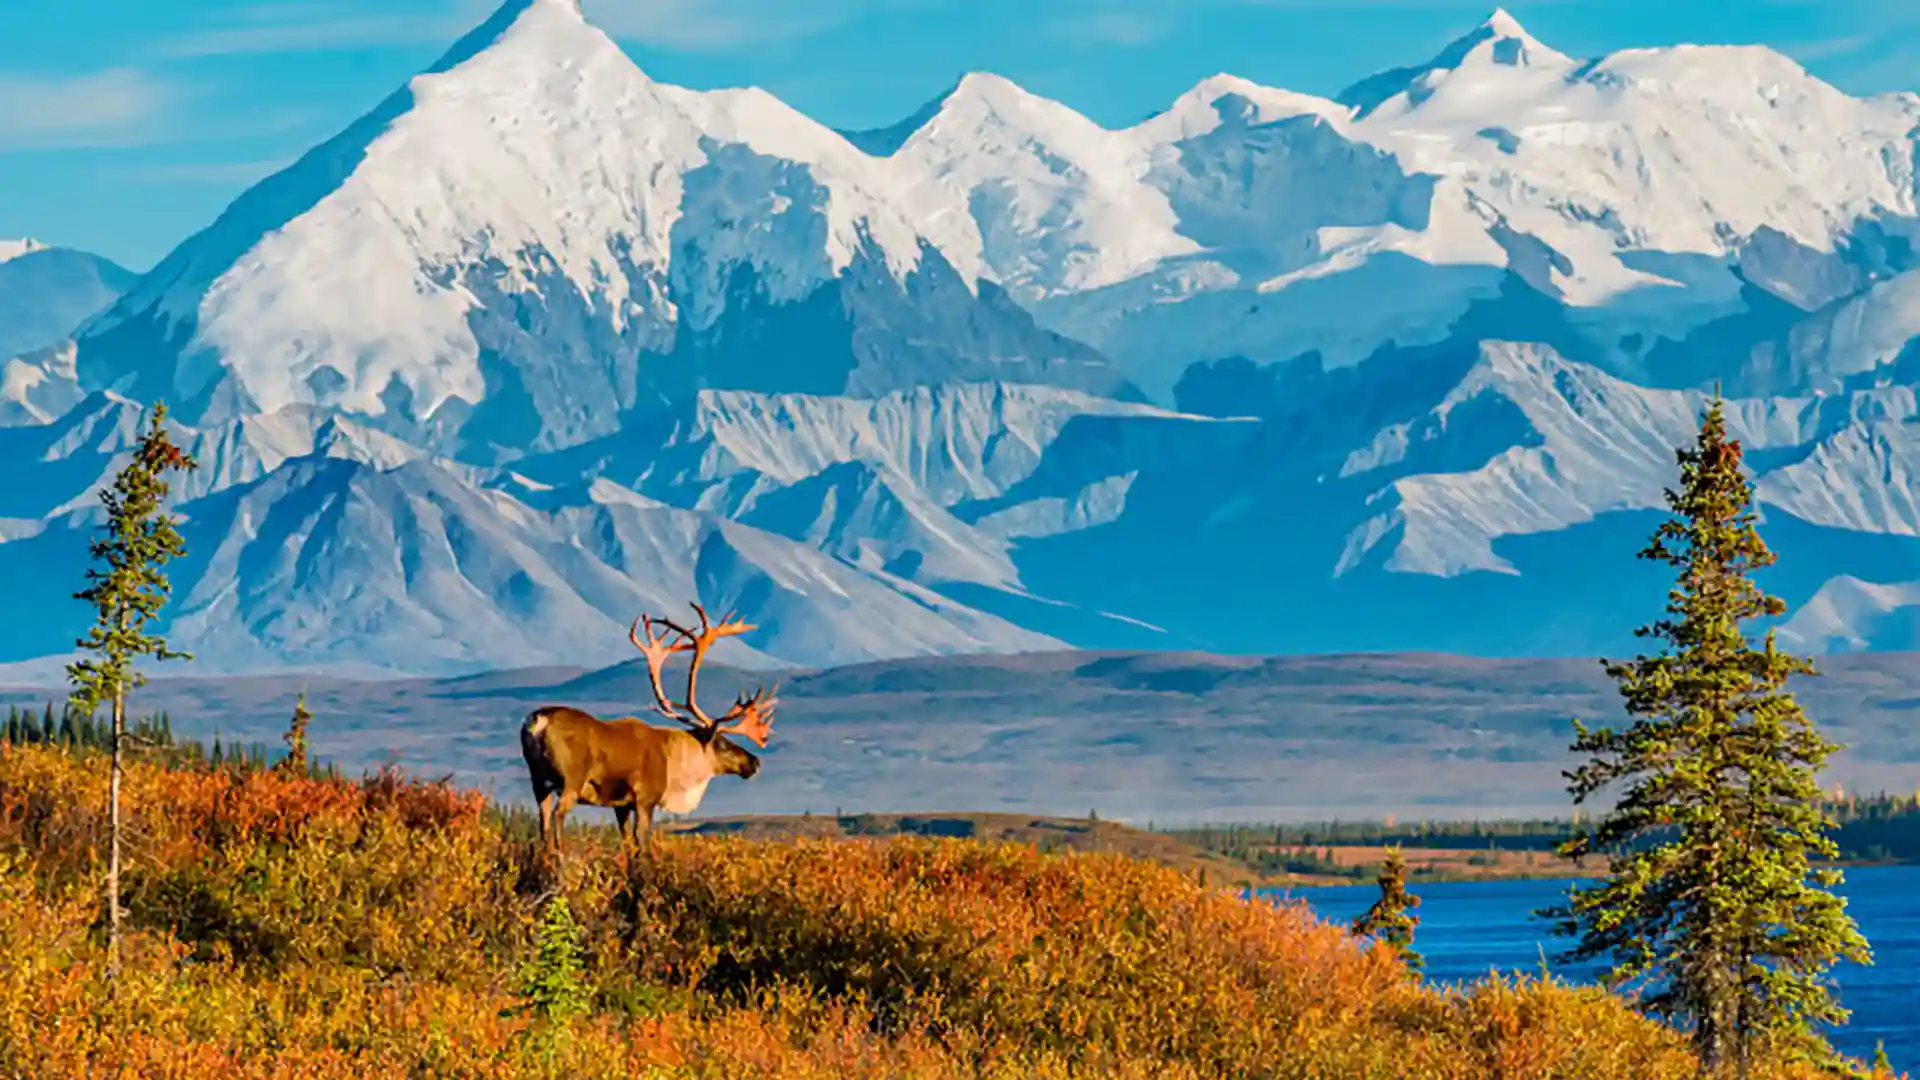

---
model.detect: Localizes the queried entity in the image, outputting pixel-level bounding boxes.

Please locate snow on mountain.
[518,383,1206,503]
[1776,269,1920,390]
[12,5,1920,671]
[503,382,1252,596]
[1338,8,1572,119]
[0,343,83,428]
[0,407,1062,672]
[0,239,45,264]
[147,455,1056,674]
[74,0,1130,459]
[68,1,1920,423]
[1780,576,1920,652]
[859,72,1200,302]
[0,246,136,361]
[1319,340,1920,581]
[853,10,1920,400]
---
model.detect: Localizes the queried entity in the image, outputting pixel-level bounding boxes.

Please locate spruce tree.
[67,402,198,986]
[280,692,313,776]
[1539,395,1869,1076]
[519,895,590,1021]
[1351,845,1423,971]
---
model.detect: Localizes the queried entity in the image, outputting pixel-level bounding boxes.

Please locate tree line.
[1,698,336,778]
[1171,793,1920,867]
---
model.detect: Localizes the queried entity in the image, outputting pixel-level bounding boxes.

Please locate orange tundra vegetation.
[0,741,1900,1080]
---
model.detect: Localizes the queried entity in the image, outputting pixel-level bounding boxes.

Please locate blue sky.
[1,0,1915,270]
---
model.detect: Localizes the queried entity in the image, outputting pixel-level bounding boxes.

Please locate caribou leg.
[535,790,556,858]
[551,790,578,857]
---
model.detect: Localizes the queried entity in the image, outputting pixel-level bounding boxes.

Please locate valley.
[7,648,1917,823]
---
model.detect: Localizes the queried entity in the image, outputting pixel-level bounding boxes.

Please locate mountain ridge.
[5,2,1920,673]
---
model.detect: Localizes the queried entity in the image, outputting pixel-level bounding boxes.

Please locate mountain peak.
[1336,6,1569,117]
[1481,7,1528,39]
[0,239,45,265]
[837,70,1042,156]
[1428,6,1567,72]
[419,0,603,81]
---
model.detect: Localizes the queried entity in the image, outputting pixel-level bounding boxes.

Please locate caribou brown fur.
[519,603,777,857]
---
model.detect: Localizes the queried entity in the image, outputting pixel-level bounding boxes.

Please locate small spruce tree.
[1351,845,1423,971]
[67,401,198,986]
[519,895,591,1023]
[1538,394,1870,1076]
[280,691,313,776]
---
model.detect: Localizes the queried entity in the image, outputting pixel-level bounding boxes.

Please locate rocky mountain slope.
[6,0,1920,673]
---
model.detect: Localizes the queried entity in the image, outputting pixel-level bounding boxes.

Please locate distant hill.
[7,649,1917,823]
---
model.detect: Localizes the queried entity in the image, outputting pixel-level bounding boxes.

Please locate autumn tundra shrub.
[0,741,1897,1080]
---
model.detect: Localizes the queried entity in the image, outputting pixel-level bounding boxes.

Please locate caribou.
[519,603,778,858]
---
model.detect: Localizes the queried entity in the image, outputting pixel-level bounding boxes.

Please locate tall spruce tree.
[67,402,198,986]
[1539,395,1869,1076]
[1351,845,1423,971]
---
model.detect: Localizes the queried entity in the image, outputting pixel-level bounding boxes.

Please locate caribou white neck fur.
[660,753,717,814]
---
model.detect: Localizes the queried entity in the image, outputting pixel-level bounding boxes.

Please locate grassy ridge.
[0,742,1897,1079]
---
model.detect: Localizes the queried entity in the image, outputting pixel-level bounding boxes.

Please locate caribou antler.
[627,603,771,739]
[672,603,754,726]
[711,682,780,748]
[630,615,694,723]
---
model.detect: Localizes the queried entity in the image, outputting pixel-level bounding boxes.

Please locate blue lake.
[1274,864,1920,1071]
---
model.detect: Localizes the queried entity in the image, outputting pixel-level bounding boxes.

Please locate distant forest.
[2,700,327,778]
[1164,794,1920,879]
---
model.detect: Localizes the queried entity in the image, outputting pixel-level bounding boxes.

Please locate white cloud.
[0,69,181,150]
[147,0,940,57]
[128,157,296,184]
[1051,10,1170,46]
[584,0,942,50]
[153,0,496,58]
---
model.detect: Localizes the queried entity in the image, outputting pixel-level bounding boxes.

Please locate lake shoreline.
[1276,866,1920,1072]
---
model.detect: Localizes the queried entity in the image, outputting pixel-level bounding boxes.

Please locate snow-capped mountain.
[7,0,1920,673]
[855,8,1920,401]
[75,0,1131,463]
[0,395,1060,673]
[0,244,135,363]
[0,343,85,428]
